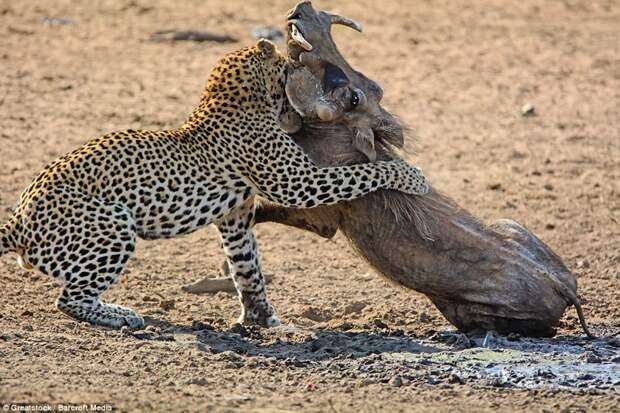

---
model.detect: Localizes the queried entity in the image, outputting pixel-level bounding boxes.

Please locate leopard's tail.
[0,222,15,257]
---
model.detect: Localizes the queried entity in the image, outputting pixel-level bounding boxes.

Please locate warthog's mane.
[298,120,483,243]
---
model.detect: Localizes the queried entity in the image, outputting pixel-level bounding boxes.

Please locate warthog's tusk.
[327,13,363,32]
[315,100,337,121]
[290,24,313,51]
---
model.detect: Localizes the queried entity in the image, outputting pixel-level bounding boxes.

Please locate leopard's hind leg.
[216,198,279,327]
[23,186,143,329]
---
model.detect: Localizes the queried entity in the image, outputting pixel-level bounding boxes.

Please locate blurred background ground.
[0,0,618,411]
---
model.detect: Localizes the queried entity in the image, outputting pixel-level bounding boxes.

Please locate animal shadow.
[142,316,443,362]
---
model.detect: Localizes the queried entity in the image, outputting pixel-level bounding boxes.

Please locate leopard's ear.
[257,38,277,59]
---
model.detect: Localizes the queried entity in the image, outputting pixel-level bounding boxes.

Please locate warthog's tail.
[572,296,595,339]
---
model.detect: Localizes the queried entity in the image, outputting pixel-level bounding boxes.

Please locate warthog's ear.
[352,127,377,162]
[257,38,277,59]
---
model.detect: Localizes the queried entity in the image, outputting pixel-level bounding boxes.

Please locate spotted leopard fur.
[0,40,428,329]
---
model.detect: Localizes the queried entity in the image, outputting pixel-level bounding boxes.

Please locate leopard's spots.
[0,40,427,329]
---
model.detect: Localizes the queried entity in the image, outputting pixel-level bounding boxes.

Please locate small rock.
[251,26,284,41]
[489,377,506,387]
[581,352,602,364]
[452,334,472,350]
[43,16,76,26]
[159,299,175,310]
[344,301,367,315]
[510,150,527,159]
[487,183,503,191]
[192,320,213,331]
[155,334,175,342]
[418,313,432,323]
[21,310,33,317]
[359,378,374,387]
[23,325,33,332]
[576,259,590,269]
[131,330,154,340]
[545,223,556,230]
[373,319,388,329]
[336,322,353,331]
[608,337,620,348]
[448,373,464,384]
[224,394,254,402]
[185,378,209,386]
[543,183,554,191]
[285,357,307,368]
[300,306,332,322]
[230,323,249,337]
[521,103,536,117]
[145,325,160,333]
[389,375,403,387]
[507,332,521,341]
[426,375,441,385]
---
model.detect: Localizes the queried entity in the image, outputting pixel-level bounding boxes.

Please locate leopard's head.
[254,39,302,134]
[205,40,301,134]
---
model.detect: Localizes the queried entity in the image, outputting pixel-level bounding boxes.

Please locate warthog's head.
[284,0,404,162]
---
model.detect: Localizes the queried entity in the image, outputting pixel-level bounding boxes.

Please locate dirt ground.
[1,0,619,411]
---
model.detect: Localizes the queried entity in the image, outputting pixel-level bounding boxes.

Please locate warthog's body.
[257,122,588,337]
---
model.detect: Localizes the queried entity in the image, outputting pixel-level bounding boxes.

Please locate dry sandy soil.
[1,0,619,411]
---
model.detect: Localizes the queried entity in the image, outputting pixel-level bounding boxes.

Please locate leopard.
[0,39,428,329]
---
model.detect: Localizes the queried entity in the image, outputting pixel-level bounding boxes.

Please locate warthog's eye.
[350,90,360,108]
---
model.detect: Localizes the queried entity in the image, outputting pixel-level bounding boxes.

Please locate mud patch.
[158,324,620,393]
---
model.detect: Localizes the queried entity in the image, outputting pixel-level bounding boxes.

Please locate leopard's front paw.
[395,160,429,195]
[237,304,281,328]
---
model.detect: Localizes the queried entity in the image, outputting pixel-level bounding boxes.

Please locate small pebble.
[581,352,602,364]
[185,378,209,386]
[507,332,521,341]
[131,330,153,340]
[230,323,249,337]
[373,319,388,329]
[192,320,213,331]
[389,375,403,387]
[521,103,536,117]
[448,373,464,384]
[145,325,160,333]
[43,16,76,26]
[418,313,432,323]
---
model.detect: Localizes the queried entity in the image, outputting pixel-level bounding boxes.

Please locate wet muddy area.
[126,323,620,394]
